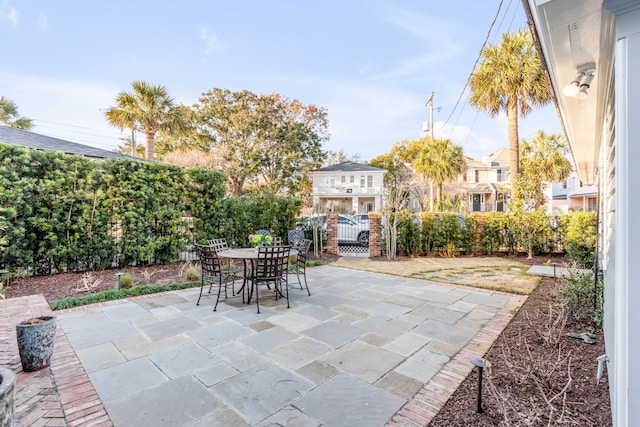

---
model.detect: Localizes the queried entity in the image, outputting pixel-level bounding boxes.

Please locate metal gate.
[337,215,370,256]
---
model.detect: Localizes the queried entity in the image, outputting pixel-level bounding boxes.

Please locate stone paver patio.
[1,265,526,426]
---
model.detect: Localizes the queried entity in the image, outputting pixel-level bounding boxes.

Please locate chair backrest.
[255,245,290,280]
[296,239,312,263]
[287,229,305,245]
[194,243,223,279]
[255,229,271,236]
[207,238,229,254]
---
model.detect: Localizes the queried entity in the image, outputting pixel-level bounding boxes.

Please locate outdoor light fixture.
[563,63,596,99]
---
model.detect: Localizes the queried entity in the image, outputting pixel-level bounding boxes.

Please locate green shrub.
[119,272,135,289]
[184,265,200,282]
[558,269,603,327]
[564,211,597,268]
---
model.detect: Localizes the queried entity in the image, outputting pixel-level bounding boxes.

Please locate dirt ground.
[3,252,611,426]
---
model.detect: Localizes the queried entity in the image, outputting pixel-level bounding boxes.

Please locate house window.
[360,176,365,187]
[341,175,345,184]
[330,176,335,188]
[467,169,477,183]
[562,181,567,189]
[587,197,597,211]
[350,175,355,184]
[366,202,374,212]
[497,169,503,182]
[367,175,373,187]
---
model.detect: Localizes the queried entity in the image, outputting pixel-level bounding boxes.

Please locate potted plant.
[16,316,57,372]
[0,367,15,426]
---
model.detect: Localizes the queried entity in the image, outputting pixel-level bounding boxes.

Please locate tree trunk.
[230,177,244,196]
[429,182,434,212]
[145,131,155,161]
[507,98,519,202]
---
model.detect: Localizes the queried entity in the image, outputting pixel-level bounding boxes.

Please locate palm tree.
[518,130,572,210]
[414,138,467,209]
[104,81,187,161]
[0,97,33,129]
[469,28,552,199]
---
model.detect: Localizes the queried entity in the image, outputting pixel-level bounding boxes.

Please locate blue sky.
[0,0,562,162]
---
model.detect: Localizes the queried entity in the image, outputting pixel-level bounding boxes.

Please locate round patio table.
[217,247,298,305]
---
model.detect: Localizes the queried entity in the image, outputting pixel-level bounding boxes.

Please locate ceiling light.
[564,62,596,99]
[563,80,580,97]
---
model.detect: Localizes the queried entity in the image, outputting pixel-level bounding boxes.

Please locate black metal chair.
[291,239,312,296]
[287,229,305,245]
[251,245,291,314]
[195,243,238,311]
[255,229,271,236]
[206,238,243,295]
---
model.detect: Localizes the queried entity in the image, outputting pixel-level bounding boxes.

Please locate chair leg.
[255,282,260,314]
[295,265,304,289]
[214,281,224,311]
[283,277,290,308]
[197,279,205,305]
[302,266,310,296]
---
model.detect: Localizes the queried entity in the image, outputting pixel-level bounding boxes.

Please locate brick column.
[326,212,339,255]
[368,212,383,257]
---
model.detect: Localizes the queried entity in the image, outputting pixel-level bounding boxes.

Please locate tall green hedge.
[392,209,595,260]
[0,143,300,275]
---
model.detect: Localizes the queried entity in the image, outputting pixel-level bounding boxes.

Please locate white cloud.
[7,6,17,26]
[437,120,501,159]
[37,13,47,30]
[199,27,225,56]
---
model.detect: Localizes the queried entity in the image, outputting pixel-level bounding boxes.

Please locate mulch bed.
[430,274,611,426]
[4,252,611,426]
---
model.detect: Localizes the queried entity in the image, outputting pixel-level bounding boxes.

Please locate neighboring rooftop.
[316,161,386,172]
[0,125,137,160]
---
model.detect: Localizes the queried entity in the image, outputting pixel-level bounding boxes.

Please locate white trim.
[613,36,628,427]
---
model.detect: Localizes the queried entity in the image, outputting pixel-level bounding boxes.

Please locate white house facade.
[442,148,511,213]
[311,162,386,214]
[551,172,598,214]
[524,0,640,424]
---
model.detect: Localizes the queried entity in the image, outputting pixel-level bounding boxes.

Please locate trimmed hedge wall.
[392,210,595,264]
[0,143,300,274]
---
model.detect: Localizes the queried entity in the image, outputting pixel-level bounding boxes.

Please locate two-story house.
[442,148,510,213]
[551,171,598,214]
[311,162,386,214]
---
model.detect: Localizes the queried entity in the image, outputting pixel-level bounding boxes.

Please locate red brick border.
[387,293,527,426]
[0,295,112,427]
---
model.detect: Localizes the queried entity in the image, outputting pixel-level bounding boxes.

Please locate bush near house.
[393,209,595,259]
[0,143,300,275]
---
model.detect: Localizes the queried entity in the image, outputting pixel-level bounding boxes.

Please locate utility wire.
[443,0,506,128]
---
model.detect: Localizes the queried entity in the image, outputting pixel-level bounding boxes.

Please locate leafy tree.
[0,96,33,129]
[370,138,431,210]
[325,149,359,166]
[414,138,466,208]
[469,28,552,198]
[104,81,188,161]
[192,88,328,196]
[516,131,572,211]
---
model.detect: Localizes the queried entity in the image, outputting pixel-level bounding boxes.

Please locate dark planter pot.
[0,367,16,427]
[16,316,57,372]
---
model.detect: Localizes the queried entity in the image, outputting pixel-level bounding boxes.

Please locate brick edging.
[387,293,527,426]
[1,295,113,427]
[50,323,113,426]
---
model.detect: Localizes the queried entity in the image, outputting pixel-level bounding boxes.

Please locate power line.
[443,0,506,129]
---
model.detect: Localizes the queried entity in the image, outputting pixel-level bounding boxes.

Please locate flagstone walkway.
[1,265,526,426]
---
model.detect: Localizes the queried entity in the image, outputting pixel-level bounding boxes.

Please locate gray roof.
[317,161,386,172]
[0,126,138,160]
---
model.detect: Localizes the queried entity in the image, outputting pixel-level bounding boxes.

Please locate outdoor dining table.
[217,247,298,304]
